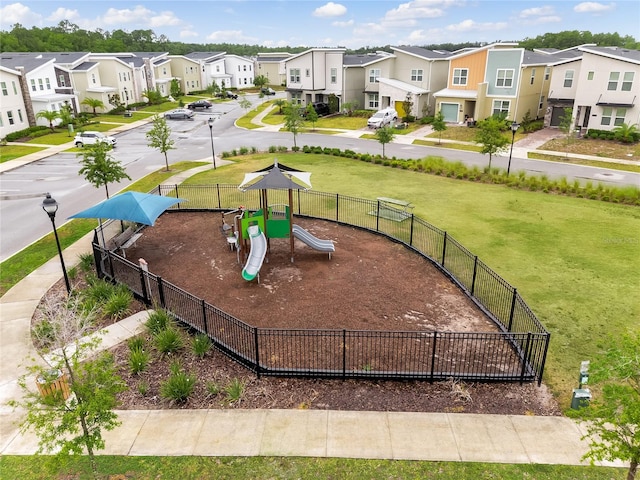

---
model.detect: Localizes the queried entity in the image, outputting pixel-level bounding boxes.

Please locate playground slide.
[242,225,267,281]
[292,224,335,256]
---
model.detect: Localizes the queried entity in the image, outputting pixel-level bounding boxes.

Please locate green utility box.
[571,388,592,409]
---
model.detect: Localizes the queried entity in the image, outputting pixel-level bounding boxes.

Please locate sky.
[0,0,638,49]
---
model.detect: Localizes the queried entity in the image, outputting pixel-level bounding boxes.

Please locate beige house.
[255,52,291,86]
[284,48,346,106]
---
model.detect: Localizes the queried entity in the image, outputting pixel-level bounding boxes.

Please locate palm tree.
[613,122,639,143]
[81,97,105,116]
[35,109,60,131]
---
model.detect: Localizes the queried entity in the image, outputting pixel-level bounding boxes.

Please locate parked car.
[164,108,195,120]
[312,102,330,116]
[367,107,398,129]
[215,91,238,100]
[187,100,212,109]
[260,87,276,96]
[74,131,117,148]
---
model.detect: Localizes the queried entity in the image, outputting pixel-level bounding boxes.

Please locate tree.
[375,126,395,159]
[283,101,304,148]
[342,99,359,116]
[475,115,510,170]
[558,107,574,152]
[35,109,60,131]
[305,104,319,130]
[107,93,125,113]
[8,296,126,479]
[146,114,175,171]
[81,97,105,116]
[142,89,163,105]
[78,141,130,198]
[572,333,640,480]
[238,95,252,112]
[431,110,447,144]
[274,98,286,114]
[170,78,183,99]
[206,80,220,97]
[614,123,639,144]
[253,74,269,90]
[402,93,414,122]
[59,102,74,131]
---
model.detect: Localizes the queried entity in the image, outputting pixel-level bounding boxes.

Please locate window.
[622,72,634,91]
[118,72,122,81]
[124,90,129,101]
[289,68,300,83]
[7,110,14,125]
[216,65,220,72]
[12,81,17,94]
[368,93,379,109]
[305,68,310,77]
[17,109,23,122]
[614,108,626,126]
[544,67,550,80]
[38,78,44,90]
[190,67,194,73]
[31,79,36,91]
[608,72,619,90]
[59,74,66,87]
[238,65,241,72]
[91,74,96,84]
[411,69,423,81]
[243,78,247,85]
[369,69,380,83]
[45,78,51,90]
[291,92,301,104]
[563,70,574,88]
[0,82,7,96]
[492,100,510,116]
[330,68,337,84]
[163,68,167,75]
[243,65,247,71]
[539,95,545,110]
[452,68,468,86]
[496,69,514,88]
[587,71,594,80]
[601,107,612,126]
[0,115,3,127]
[530,68,536,85]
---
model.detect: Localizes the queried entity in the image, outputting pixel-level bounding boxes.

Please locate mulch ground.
[108,211,560,415]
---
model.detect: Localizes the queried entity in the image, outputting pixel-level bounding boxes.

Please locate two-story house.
[343,51,395,110]
[0,64,28,138]
[285,48,346,106]
[255,52,292,86]
[225,55,254,89]
[179,52,229,93]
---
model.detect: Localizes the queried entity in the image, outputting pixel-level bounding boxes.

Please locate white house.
[285,48,346,107]
[0,65,28,138]
[224,55,255,89]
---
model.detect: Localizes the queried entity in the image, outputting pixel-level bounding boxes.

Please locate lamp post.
[41,193,71,294]
[506,121,520,176]
[207,117,217,169]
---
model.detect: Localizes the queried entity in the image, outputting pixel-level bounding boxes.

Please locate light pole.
[207,117,217,169]
[41,193,71,294]
[506,121,520,176]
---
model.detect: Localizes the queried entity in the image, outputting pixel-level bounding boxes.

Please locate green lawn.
[0,144,47,163]
[184,153,640,409]
[0,455,624,479]
[529,152,640,173]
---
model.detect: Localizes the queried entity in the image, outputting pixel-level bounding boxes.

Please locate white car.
[367,108,398,129]
[74,131,117,148]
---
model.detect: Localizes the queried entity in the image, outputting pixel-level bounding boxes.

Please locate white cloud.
[519,6,555,18]
[102,6,154,25]
[179,30,198,39]
[47,8,80,23]
[332,19,354,27]
[446,19,508,32]
[574,2,615,13]
[206,30,258,43]
[0,2,42,27]
[149,11,182,28]
[313,2,347,18]
[523,15,562,25]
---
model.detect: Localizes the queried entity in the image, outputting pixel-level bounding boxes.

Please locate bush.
[128,347,150,375]
[160,361,196,403]
[5,126,49,142]
[77,253,94,273]
[192,334,212,359]
[128,336,145,352]
[103,284,133,320]
[154,327,183,355]
[146,309,174,335]
[224,378,245,404]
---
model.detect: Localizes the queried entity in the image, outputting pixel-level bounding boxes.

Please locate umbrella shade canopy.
[68,191,185,225]
[239,160,311,191]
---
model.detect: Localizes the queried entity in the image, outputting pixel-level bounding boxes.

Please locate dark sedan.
[187,100,212,109]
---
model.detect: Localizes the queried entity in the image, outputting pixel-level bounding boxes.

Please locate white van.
[367,107,398,129]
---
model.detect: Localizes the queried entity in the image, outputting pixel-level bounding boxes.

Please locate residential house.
[224,54,255,89]
[433,43,554,124]
[0,65,28,138]
[255,52,291,86]
[342,51,395,111]
[572,46,640,132]
[84,54,138,110]
[177,52,228,93]
[71,60,115,113]
[285,48,346,106]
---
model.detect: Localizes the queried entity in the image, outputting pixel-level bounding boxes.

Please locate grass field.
[183,153,640,408]
[0,144,47,163]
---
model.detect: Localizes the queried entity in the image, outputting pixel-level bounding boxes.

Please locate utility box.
[571,388,592,409]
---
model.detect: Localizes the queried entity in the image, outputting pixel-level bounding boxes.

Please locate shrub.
[154,327,184,355]
[5,126,49,142]
[238,146,249,155]
[83,277,116,304]
[137,380,150,396]
[160,361,196,403]
[146,309,174,335]
[192,334,212,358]
[77,253,94,273]
[224,378,245,404]
[268,145,277,153]
[103,284,133,320]
[128,347,150,375]
[128,336,145,352]
[206,381,221,396]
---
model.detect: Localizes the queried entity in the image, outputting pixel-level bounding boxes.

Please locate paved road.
[1,97,638,262]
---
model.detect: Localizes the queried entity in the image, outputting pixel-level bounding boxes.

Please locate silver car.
[164,108,195,120]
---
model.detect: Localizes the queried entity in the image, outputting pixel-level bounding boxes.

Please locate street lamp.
[506,121,520,176]
[207,117,217,170]
[41,193,71,294]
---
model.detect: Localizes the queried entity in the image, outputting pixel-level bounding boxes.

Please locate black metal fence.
[93,184,550,385]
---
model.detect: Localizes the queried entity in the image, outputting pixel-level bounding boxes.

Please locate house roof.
[433,87,478,99]
[117,56,145,67]
[522,51,555,66]
[344,52,393,66]
[392,45,450,60]
[256,55,290,63]
[0,55,54,73]
[286,47,346,62]
[184,51,226,61]
[579,46,640,64]
[73,61,99,71]
[377,77,429,94]
[445,42,518,60]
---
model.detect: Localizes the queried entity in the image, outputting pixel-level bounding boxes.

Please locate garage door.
[550,106,565,127]
[440,103,458,123]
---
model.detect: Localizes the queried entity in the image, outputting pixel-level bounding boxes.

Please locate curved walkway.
[0,165,623,469]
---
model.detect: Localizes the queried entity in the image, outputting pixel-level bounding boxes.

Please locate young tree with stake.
[146,114,175,171]
[78,141,130,198]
